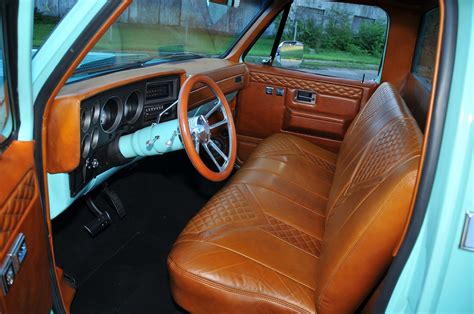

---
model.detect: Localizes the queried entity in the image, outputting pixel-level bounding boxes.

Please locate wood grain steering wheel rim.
[178,74,237,182]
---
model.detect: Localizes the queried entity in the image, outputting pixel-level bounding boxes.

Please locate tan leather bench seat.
[168,83,422,313]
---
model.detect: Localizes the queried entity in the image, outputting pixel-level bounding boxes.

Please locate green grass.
[34,22,235,56]
[301,60,378,70]
[33,21,381,68]
[33,23,57,47]
[248,36,381,67]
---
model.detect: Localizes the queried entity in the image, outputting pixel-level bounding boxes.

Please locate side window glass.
[412,8,439,88]
[246,12,284,64]
[0,15,13,144]
[245,2,388,81]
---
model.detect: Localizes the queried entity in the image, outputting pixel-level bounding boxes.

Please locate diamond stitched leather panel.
[0,170,35,249]
[262,215,321,257]
[250,72,363,99]
[182,185,257,234]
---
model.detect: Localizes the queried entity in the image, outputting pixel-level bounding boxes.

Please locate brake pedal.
[84,197,112,237]
[102,184,126,219]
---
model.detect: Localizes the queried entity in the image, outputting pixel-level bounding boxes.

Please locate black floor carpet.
[52,151,226,313]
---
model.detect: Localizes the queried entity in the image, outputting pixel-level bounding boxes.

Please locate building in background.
[35,0,386,35]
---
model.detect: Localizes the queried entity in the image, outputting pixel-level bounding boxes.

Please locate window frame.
[0,3,20,152]
[243,2,390,82]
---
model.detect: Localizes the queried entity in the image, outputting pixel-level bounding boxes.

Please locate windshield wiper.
[74,52,205,76]
[74,53,158,75]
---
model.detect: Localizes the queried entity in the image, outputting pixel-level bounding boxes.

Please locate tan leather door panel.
[0,142,52,313]
[236,63,377,161]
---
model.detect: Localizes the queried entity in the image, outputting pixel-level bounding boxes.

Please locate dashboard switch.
[265,86,274,95]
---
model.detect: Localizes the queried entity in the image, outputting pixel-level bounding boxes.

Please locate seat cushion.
[168,134,337,313]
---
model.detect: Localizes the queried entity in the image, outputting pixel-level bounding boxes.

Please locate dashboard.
[71,75,180,196]
[46,58,249,218]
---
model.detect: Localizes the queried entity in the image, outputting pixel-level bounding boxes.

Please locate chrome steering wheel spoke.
[208,139,228,162]
[194,135,200,154]
[210,118,228,130]
[203,142,223,172]
[205,99,222,119]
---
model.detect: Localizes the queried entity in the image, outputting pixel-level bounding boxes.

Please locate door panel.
[236,63,377,161]
[0,142,52,313]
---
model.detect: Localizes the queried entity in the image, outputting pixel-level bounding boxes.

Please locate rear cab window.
[412,7,439,89]
[246,1,388,82]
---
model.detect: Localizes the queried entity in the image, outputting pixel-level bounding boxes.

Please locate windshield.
[69,0,268,82]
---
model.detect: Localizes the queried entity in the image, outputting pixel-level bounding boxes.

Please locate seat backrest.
[315,83,422,313]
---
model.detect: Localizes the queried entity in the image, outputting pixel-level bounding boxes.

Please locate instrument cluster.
[70,75,180,196]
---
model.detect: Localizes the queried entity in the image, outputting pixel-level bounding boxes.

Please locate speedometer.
[100,97,123,133]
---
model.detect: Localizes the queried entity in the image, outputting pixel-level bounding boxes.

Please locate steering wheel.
[178,74,237,182]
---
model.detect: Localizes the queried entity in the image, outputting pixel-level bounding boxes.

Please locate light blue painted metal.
[47,94,236,219]
[48,160,137,219]
[16,0,34,140]
[119,118,184,158]
[387,1,474,312]
[32,0,107,101]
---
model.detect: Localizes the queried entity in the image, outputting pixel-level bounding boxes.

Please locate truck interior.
[0,0,452,313]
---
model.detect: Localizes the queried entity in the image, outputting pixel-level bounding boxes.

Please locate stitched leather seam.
[286,136,336,169]
[250,71,362,100]
[326,145,370,219]
[244,185,324,251]
[340,106,400,164]
[259,229,320,258]
[237,167,330,201]
[168,257,312,313]
[262,213,324,242]
[247,155,335,180]
[328,116,417,217]
[316,177,412,311]
[237,181,326,218]
[175,238,315,291]
[328,155,419,237]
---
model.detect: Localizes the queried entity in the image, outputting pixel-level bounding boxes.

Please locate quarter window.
[245,1,388,81]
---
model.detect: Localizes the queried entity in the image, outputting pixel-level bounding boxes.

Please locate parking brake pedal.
[84,197,112,237]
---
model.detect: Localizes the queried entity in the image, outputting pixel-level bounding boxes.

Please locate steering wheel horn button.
[191,115,211,144]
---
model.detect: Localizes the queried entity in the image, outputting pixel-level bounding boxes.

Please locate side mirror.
[208,0,240,8]
[275,41,304,68]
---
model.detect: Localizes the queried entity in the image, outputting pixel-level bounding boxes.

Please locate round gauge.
[82,134,92,159]
[100,97,123,133]
[91,127,100,150]
[81,107,92,132]
[124,91,144,124]
[92,101,101,125]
